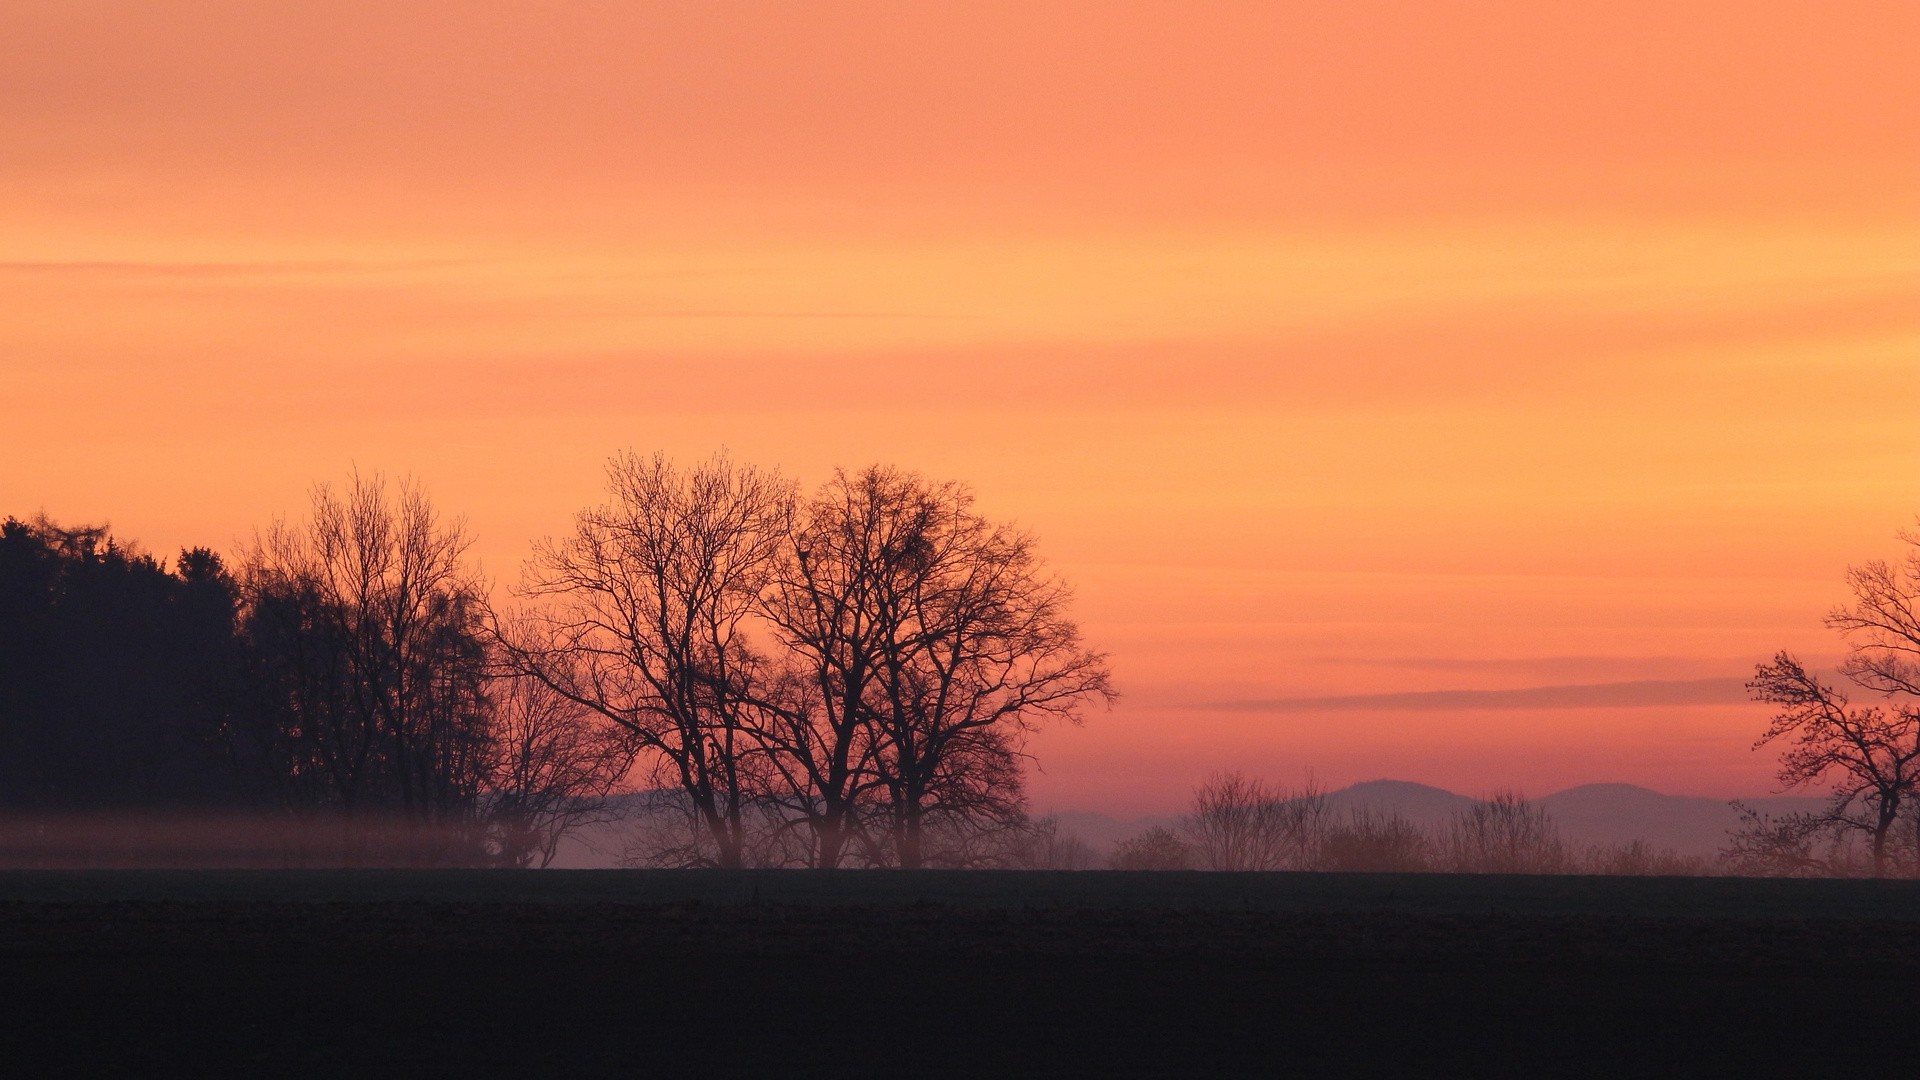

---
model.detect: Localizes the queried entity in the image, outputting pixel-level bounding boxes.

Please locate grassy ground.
[2,871,1918,1076]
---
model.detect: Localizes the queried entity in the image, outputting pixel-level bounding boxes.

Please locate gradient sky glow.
[5,1,1918,813]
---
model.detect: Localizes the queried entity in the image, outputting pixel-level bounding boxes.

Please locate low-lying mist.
[0,814,494,869]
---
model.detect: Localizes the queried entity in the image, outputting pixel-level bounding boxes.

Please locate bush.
[1315,810,1429,872]
[1109,826,1192,870]
[1183,772,1327,871]
[1439,792,1571,874]
[1583,840,1712,877]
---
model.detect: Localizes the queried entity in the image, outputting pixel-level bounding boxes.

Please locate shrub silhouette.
[1110,826,1192,870]
[1439,792,1571,874]
[1316,810,1429,872]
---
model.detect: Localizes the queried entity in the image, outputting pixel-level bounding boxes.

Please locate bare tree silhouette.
[761,467,1113,868]
[240,473,492,841]
[504,453,793,869]
[480,658,636,868]
[1719,526,1920,877]
[1012,816,1099,870]
[1184,772,1327,871]
[1734,654,1920,877]
[1438,792,1570,874]
[1109,826,1192,870]
[3,457,1113,869]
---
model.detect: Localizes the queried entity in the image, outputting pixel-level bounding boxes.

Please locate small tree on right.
[1731,526,1920,878]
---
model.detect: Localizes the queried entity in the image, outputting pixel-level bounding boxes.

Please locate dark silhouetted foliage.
[0,516,247,809]
[1109,826,1192,870]
[0,490,626,866]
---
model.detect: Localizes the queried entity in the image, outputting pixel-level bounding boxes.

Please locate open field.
[3,871,1919,1076]
[5,866,1920,917]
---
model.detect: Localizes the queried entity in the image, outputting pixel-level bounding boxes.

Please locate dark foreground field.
[3,871,1919,1077]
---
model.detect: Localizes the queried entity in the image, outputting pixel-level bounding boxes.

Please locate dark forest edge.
[6,457,1920,877]
[0,455,1111,869]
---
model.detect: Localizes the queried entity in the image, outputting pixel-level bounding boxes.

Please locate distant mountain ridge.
[1049,780,1830,860]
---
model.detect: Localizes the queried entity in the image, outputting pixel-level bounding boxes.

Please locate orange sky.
[4,1,1917,813]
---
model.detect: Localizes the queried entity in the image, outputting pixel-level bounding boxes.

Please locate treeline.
[0,499,627,866]
[20,457,1918,876]
[0,454,1113,868]
[0,519,245,809]
[498,454,1113,869]
[1087,776,1711,876]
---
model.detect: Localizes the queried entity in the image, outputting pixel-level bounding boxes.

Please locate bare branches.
[481,664,637,868]
[231,473,631,866]
[507,456,1114,869]
[1720,803,1877,878]
[1742,653,1920,876]
[1110,826,1193,870]
[763,466,1115,868]
[501,453,794,869]
[238,472,492,834]
[1827,532,1920,698]
[1438,792,1571,874]
[1184,773,1326,871]
[1739,525,1920,877]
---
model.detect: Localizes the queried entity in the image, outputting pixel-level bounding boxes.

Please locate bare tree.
[1438,792,1570,874]
[1722,799,1880,877]
[1186,773,1270,871]
[239,473,492,843]
[1740,654,1920,877]
[480,666,636,868]
[1011,817,1098,870]
[761,467,1113,868]
[860,470,1113,868]
[504,453,792,869]
[1184,772,1327,871]
[1731,528,1920,877]
[499,457,1112,870]
[754,469,911,867]
[1109,826,1192,870]
[616,790,811,869]
[1317,809,1430,872]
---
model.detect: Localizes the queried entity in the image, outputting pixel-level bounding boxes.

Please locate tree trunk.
[897,804,924,870]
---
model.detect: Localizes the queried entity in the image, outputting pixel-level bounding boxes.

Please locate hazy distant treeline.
[1079,776,1713,876]
[1077,770,1920,879]
[0,454,1113,869]
[1085,515,1920,881]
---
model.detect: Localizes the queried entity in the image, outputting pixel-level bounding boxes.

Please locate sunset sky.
[4,1,1917,814]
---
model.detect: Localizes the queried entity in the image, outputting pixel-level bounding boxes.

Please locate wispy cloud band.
[1209,677,1751,712]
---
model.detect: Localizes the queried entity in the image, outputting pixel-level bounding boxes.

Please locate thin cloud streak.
[579,310,969,320]
[1211,677,1753,712]
[0,259,479,278]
